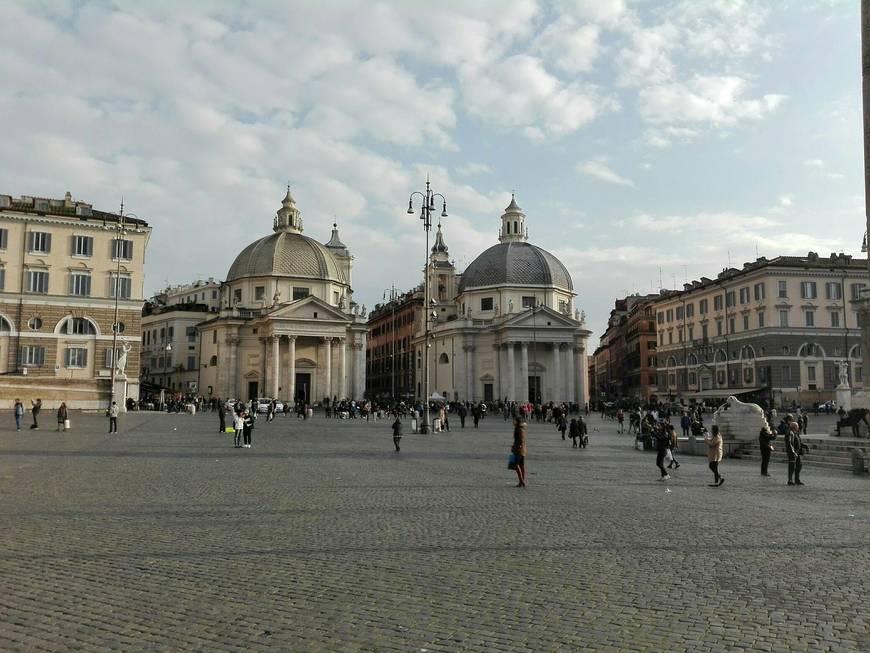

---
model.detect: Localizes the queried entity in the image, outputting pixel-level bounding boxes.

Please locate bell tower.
[498,194,528,243]
[274,187,303,234]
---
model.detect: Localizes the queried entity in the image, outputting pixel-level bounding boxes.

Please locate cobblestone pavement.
[0,410,868,652]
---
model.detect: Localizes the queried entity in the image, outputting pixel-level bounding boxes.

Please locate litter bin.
[411,417,418,433]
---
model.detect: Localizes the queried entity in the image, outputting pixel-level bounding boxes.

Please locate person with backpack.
[655,425,671,480]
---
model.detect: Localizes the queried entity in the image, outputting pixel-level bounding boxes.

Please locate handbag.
[664,450,673,464]
[799,443,809,455]
[507,453,517,470]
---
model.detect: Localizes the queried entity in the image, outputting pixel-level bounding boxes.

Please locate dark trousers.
[788,456,802,482]
[656,450,668,477]
[761,448,771,474]
[244,429,252,446]
[460,416,465,428]
[109,417,117,433]
[219,413,226,432]
[709,461,720,483]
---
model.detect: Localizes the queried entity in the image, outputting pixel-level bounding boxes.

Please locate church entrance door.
[528,376,541,404]
[247,381,259,401]
[296,373,311,405]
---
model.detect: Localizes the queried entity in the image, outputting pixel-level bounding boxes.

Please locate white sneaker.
[663,474,671,480]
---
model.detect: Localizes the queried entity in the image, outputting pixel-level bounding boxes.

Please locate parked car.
[256,398,274,413]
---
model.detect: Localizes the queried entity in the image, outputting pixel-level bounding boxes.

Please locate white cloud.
[628,212,780,233]
[803,159,825,167]
[577,161,636,188]
[778,194,794,207]
[640,75,786,125]
[536,18,602,74]
[456,163,493,176]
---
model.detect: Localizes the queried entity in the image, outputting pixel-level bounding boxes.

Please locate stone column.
[506,342,516,402]
[322,337,333,400]
[519,342,529,403]
[493,343,501,401]
[287,336,297,404]
[566,343,576,404]
[552,343,562,403]
[463,345,472,401]
[352,341,365,399]
[338,337,347,399]
[576,345,588,406]
[227,334,240,399]
[270,335,280,398]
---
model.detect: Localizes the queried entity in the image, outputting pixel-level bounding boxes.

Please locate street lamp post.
[407,177,447,434]
[108,203,137,412]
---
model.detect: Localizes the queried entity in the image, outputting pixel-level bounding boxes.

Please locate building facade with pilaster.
[412,196,591,405]
[197,190,366,404]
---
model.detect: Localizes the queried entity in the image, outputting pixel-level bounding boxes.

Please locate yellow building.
[0,192,150,409]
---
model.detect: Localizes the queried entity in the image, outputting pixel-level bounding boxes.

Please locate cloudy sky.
[0,1,862,338]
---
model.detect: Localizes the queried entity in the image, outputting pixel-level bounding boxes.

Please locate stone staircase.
[738,436,869,473]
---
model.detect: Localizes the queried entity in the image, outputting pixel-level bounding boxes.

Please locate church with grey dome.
[414,195,591,405]
[198,189,367,404]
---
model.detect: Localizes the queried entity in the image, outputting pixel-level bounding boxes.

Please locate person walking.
[391,417,402,452]
[655,426,671,480]
[218,400,226,433]
[243,410,254,448]
[56,402,69,432]
[704,425,724,487]
[13,398,24,431]
[458,403,467,428]
[784,419,804,486]
[558,414,568,441]
[30,398,42,430]
[616,408,625,434]
[108,401,120,433]
[759,424,776,476]
[233,410,244,448]
[578,415,588,448]
[569,417,580,448]
[667,424,681,470]
[510,415,528,488]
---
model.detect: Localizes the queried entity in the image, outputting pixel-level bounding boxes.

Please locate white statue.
[114,342,132,376]
[339,292,347,310]
[360,304,367,318]
[508,299,514,313]
[580,310,587,326]
[838,359,850,387]
[272,289,281,306]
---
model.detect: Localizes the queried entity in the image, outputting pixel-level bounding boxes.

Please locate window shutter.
[27,232,33,251]
[44,233,51,253]
[81,349,88,366]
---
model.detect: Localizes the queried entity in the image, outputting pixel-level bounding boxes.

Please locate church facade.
[198,191,367,403]
[414,196,591,405]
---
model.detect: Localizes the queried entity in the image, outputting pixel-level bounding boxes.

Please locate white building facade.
[414,197,591,405]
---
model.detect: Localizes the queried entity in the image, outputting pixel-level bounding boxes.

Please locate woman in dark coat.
[391,417,402,452]
[511,415,528,488]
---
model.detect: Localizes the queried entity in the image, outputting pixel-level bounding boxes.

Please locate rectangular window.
[657,312,664,324]
[26,270,48,294]
[699,299,708,314]
[701,324,708,340]
[742,315,749,330]
[72,235,93,257]
[233,288,242,303]
[105,348,122,368]
[212,290,217,299]
[685,303,694,318]
[825,282,842,300]
[807,365,816,382]
[782,366,791,382]
[20,345,45,367]
[729,317,735,333]
[675,306,684,320]
[522,296,536,309]
[851,283,867,300]
[758,311,765,328]
[805,311,814,327]
[716,320,723,336]
[28,231,52,253]
[726,291,736,308]
[187,355,196,371]
[167,326,174,338]
[678,328,683,343]
[779,310,789,327]
[255,286,265,300]
[668,331,673,344]
[778,280,788,298]
[333,291,339,304]
[0,228,7,249]
[65,347,88,368]
[666,309,673,322]
[186,326,197,342]
[480,297,494,311]
[714,295,723,311]
[0,267,5,291]
[688,326,693,341]
[292,287,310,301]
[831,311,840,327]
[112,239,134,260]
[753,282,765,301]
[800,281,817,299]
[739,287,749,304]
[212,330,217,344]
[69,272,91,296]
[110,275,132,299]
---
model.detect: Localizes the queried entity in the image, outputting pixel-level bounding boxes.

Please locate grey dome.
[459,241,572,293]
[227,231,347,285]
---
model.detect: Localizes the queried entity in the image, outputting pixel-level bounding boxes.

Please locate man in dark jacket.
[784,419,804,486]
[655,426,671,480]
[759,425,776,476]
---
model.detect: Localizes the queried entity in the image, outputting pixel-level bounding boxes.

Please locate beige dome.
[226,231,348,285]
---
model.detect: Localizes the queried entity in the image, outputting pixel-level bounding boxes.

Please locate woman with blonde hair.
[704,425,724,487]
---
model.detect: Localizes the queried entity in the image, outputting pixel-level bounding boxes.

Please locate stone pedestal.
[836,384,853,412]
[113,376,128,412]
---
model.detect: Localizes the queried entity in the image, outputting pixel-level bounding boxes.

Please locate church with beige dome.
[198,189,367,403]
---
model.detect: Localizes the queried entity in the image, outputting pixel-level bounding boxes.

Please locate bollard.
[851,448,867,475]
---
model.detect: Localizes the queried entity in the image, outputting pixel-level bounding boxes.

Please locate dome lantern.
[498,193,528,244]
[274,186,303,234]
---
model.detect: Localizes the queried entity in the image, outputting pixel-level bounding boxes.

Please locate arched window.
[209,355,218,366]
[740,345,755,360]
[799,343,824,358]
[438,353,449,364]
[514,220,518,234]
[0,316,12,331]
[715,349,727,363]
[686,354,698,366]
[61,317,96,335]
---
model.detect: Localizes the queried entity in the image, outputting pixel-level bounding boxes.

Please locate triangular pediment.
[264,295,349,322]
[500,306,578,329]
